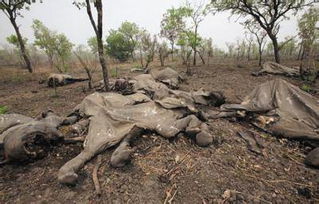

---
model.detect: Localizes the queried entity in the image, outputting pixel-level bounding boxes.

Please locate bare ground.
[0,60,318,203]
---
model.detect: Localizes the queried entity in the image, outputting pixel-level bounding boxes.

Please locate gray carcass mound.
[47,73,88,87]
[252,61,300,77]
[0,111,64,164]
[0,68,225,186]
[210,78,319,167]
[58,71,224,185]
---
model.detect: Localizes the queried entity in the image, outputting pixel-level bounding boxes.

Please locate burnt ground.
[0,60,318,203]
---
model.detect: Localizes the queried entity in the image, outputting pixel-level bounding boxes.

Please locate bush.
[106,30,134,62]
[0,105,8,114]
[301,84,312,92]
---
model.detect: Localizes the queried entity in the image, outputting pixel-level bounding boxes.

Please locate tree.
[32,20,73,72]
[298,8,319,77]
[198,37,213,65]
[160,7,190,61]
[210,0,318,63]
[6,34,28,67]
[105,30,134,62]
[226,42,235,58]
[87,36,98,54]
[0,0,41,72]
[243,21,267,66]
[53,34,73,73]
[32,19,56,69]
[177,32,194,74]
[118,21,140,60]
[158,41,170,67]
[185,0,209,65]
[74,0,109,91]
[137,31,157,69]
[74,45,98,89]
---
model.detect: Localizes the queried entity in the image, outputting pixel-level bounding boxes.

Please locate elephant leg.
[58,150,95,185]
[111,126,143,168]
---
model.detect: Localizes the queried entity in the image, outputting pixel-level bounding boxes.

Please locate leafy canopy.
[105,30,135,62]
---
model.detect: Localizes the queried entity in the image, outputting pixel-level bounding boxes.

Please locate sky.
[0,0,303,50]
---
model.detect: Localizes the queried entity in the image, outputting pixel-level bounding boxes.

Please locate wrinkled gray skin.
[57,69,221,185]
[57,92,213,185]
[252,61,300,77]
[210,79,319,168]
[0,111,64,163]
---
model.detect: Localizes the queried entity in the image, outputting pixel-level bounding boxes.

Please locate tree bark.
[9,15,32,73]
[258,45,262,66]
[269,33,280,63]
[86,0,109,91]
[193,25,198,66]
[171,41,174,61]
[199,52,205,65]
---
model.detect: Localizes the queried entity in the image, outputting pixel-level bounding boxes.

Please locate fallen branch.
[163,183,177,204]
[92,154,102,196]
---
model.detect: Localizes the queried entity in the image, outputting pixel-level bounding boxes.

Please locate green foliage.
[137,31,157,68]
[32,19,73,72]
[6,34,27,48]
[160,7,191,46]
[118,21,139,46]
[0,1,41,14]
[0,105,8,114]
[87,36,98,54]
[106,30,135,62]
[298,8,319,55]
[209,0,317,63]
[301,84,312,92]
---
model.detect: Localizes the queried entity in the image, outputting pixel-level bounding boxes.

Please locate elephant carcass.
[58,92,212,185]
[209,79,319,167]
[47,74,88,87]
[0,111,64,163]
[252,61,300,77]
[150,67,183,89]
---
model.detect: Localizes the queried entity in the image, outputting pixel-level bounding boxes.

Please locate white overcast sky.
[0,0,306,50]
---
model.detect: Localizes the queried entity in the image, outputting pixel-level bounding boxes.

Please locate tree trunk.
[269,34,280,63]
[247,42,251,61]
[159,49,164,67]
[258,45,262,67]
[139,47,144,68]
[48,55,54,69]
[193,26,198,66]
[74,52,93,89]
[9,16,32,73]
[96,1,109,92]
[171,41,174,61]
[199,52,205,65]
[86,0,109,91]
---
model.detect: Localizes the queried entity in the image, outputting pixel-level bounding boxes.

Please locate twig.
[93,154,102,196]
[164,184,177,204]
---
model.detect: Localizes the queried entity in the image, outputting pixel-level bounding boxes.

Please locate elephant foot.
[58,172,78,185]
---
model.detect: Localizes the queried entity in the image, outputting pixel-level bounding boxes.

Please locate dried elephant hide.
[57,68,224,185]
[47,73,88,87]
[0,112,64,163]
[252,61,300,77]
[210,79,319,167]
[58,91,214,184]
[149,67,183,89]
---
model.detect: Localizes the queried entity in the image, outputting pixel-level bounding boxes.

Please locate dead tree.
[74,52,93,89]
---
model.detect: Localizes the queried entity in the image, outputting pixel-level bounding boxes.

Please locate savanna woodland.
[0,0,319,203]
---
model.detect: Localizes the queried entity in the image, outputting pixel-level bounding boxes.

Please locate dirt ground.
[0,59,318,203]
